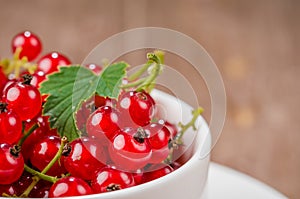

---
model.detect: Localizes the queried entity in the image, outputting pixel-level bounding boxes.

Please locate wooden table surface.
[1,0,299,198]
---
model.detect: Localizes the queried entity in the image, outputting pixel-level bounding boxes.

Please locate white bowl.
[78,90,211,199]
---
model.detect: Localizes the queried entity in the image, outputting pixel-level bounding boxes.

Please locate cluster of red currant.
[0,31,202,198]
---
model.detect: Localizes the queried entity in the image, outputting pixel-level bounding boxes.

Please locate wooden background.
[0,0,299,198]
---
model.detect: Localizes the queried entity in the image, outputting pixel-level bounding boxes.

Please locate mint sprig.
[40,63,128,141]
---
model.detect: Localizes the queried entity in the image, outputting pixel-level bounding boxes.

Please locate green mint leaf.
[39,63,128,141]
[40,66,98,141]
[96,62,128,98]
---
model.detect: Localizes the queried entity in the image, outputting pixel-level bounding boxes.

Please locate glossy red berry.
[63,137,106,180]
[91,167,135,193]
[118,91,155,127]
[164,120,178,139]
[0,144,24,185]
[11,31,42,61]
[144,122,171,164]
[30,135,66,176]
[142,164,174,183]
[22,112,58,162]
[49,177,92,197]
[132,169,143,185]
[108,128,152,171]
[21,70,46,89]
[1,80,16,97]
[86,106,120,143]
[3,76,42,121]
[0,103,22,144]
[37,52,71,74]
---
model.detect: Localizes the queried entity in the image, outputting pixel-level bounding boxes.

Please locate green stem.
[164,107,204,164]
[18,123,39,146]
[136,53,162,92]
[176,107,204,143]
[136,63,160,92]
[120,77,147,89]
[120,51,164,92]
[41,136,68,174]
[127,61,153,81]
[20,136,68,197]
[24,164,57,183]
[21,121,26,135]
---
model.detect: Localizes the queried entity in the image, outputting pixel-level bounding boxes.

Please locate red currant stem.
[2,193,14,197]
[20,176,39,197]
[21,121,26,134]
[164,107,204,164]
[0,47,37,77]
[120,77,147,89]
[20,136,68,197]
[136,52,163,92]
[41,136,68,174]
[24,164,58,183]
[18,123,40,146]
[176,107,204,144]
[127,61,153,81]
[120,51,164,91]
[136,64,159,92]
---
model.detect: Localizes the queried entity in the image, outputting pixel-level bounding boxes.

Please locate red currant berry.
[144,122,171,164]
[91,167,135,193]
[49,177,92,197]
[22,113,58,162]
[0,103,22,144]
[132,169,143,185]
[75,99,93,133]
[21,70,46,89]
[86,106,120,143]
[30,135,66,176]
[63,137,106,180]
[3,75,42,121]
[86,63,102,74]
[117,91,135,128]
[108,128,152,171]
[142,164,174,183]
[118,91,155,127]
[0,68,8,94]
[11,31,42,61]
[0,144,24,185]
[129,91,155,126]
[1,80,16,97]
[163,120,178,139]
[37,52,71,74]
